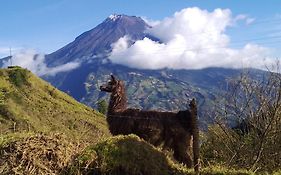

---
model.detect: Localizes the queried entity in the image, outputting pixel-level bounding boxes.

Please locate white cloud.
[233,14,255,25]
[246,18,255,25]
[234,14,248,21]
[109,7,274,70]
[2,49,80,76]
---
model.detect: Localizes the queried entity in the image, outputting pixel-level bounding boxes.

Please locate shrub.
[8,68,29,87]
[202,70,281,173]
[97,99,108,115]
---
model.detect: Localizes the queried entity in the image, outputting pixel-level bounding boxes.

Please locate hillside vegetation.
[0,67,280,174]
[1,134,257,175]
[0,67,110,143]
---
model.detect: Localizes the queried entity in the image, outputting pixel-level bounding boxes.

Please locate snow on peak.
[108,14,122,21]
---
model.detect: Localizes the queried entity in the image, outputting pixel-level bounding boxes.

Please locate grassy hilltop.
[0,66,110,143]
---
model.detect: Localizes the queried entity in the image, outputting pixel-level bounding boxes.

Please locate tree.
[201,68,281,173]
[97,99,108,115]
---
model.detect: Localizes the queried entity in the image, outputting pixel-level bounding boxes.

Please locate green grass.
[0,132,35,148]
[0,67,110,143]
[1,133,278,175]
[67,134,174,175]
[8,67,30,87]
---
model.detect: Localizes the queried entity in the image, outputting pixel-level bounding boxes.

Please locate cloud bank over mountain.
[109,7,274,70]
[2,50,80,76]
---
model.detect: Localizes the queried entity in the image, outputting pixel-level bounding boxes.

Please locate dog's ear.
[111,74,116,82]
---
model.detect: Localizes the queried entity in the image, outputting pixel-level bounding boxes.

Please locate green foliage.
[202,124,281,173]
[97,99,108,115]
[8,67,29,87]
[201,71,281,173]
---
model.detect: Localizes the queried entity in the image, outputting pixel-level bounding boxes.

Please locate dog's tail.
[189,99,200,173]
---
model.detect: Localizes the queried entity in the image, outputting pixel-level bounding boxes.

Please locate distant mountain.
[46,14,150,67]
[0,56,11,67]
[44,14,266,126]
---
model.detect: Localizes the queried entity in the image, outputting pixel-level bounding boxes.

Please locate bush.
[8,68,29,87]
[97,99,108,115]
[202,70,281,173]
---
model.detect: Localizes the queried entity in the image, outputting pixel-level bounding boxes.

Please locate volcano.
[44,14,265,127]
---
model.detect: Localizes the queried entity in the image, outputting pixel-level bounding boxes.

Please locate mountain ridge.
[46,14,150,67]
[40,15,267,126]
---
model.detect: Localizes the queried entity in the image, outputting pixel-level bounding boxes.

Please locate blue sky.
[0,0,281,58]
